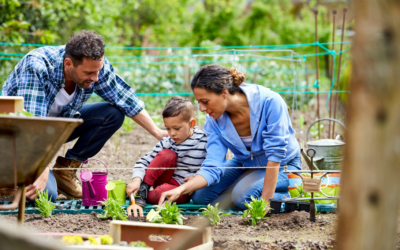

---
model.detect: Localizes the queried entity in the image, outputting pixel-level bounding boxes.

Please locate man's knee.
[106,105,124,128]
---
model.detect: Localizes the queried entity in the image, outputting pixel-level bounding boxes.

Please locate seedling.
[242,196,269,226]
[97,198,128,221]
[199,203,230,226]
[149,201,185,225]
[35,190,56,218]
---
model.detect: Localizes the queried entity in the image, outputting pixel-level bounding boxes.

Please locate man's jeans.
[191,155,302,210]
[33,103,124,203]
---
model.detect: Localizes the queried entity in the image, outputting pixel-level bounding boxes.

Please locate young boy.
[126,96,207,217]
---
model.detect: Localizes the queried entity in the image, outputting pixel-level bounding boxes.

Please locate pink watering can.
[79,159,108,206]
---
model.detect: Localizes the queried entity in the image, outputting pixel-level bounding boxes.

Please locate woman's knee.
[191,189,215,205]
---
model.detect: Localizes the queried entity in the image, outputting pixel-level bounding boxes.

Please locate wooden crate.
[109,221,212,250]
[0,96,24,114]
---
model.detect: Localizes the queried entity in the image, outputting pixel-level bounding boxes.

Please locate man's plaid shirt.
[1,46,145,118]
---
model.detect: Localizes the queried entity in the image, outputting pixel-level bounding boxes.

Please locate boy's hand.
[127,204,144,217]
[126,178,141,197]
[182,176,194,182]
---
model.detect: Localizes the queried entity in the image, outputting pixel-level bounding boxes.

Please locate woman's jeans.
[191,155,302,210]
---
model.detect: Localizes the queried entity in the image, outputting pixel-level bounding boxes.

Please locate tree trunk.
[336,1,400,250]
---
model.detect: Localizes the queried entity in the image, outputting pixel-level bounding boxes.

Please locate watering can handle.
[80,159,108,175]
[86,181,96,198]
[306,118,347,142]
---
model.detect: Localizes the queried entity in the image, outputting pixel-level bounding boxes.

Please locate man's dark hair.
[162,96,194,121]
[65,30,105,66]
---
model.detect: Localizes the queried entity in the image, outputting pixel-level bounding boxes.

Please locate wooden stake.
[314,10,320,138]
[328,10,337,139]
[336,1,400,249]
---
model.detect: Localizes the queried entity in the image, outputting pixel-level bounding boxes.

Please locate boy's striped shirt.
[132,126,207,185]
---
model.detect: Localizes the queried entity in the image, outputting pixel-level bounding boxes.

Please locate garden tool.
[146,199,167,222]
[79,159,108,206]
[127,193,136,215]
[105,182,116,199]
[306,118,346,170]
[106,180,126,205]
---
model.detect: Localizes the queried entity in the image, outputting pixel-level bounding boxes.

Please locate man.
[2,30,167,201]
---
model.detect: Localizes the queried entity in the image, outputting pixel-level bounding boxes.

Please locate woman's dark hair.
[162,96,194,121]
[190,64,246,94]
[65,30,105,66]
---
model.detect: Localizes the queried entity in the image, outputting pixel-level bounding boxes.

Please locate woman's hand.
[158,186,184,206]
[126,177,141,197]
[26,166,50,200]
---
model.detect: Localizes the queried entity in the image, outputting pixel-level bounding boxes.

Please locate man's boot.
[52,156,83,198]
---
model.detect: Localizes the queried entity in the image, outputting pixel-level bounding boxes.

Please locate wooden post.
[336,1,400,249]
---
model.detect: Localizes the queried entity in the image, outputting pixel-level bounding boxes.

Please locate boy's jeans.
[191,155,302,210]
[29,102,124,203]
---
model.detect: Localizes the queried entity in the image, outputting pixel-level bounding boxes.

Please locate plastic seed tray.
[0,200,81,215]
[269,199,337,214]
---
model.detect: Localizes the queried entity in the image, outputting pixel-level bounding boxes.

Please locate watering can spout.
[301,149,320,170]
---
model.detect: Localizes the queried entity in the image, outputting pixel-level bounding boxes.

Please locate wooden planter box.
[109,221,212,250]
[0,96,24,114]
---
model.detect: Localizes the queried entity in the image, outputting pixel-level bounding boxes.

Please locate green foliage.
[97,198,128,221]
[309,123,325,140]
[35,190,56,218]
[242,196,269,226]
[0,1,351,113]
[199,203,230,226]
[129,241,148,247]
[121,117,137,135]
[150,201,185,225]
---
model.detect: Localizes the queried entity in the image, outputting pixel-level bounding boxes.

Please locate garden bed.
[0,211,339,250]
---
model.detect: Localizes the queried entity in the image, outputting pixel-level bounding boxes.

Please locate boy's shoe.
[52,156,83,198]
[135,182,151,208]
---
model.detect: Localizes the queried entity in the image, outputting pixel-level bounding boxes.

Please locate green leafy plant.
[150,201,185,225]
[97,198,128,221]
[199,203,231,226]
[242,196,269,226]
[35,190,56,218]
[129,241,148,247]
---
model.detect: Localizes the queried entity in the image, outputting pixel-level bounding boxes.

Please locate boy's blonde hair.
[162,96,194,121]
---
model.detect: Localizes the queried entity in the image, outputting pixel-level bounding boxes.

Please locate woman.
[159,64,301,210]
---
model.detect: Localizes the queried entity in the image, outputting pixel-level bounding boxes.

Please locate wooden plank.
[336,1,400,250]
[0,96,24,113]
[109,221,204,250]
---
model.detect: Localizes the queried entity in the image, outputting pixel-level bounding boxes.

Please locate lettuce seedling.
[199,203,230,226]
[35,190,56,218]
[242,196,269,226]
[97,198,128,221]
[150,201,185,225]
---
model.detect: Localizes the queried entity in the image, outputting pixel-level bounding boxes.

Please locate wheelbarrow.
[0,115,82,224]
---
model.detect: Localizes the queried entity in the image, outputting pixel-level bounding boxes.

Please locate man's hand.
[126,178,141,197]
[156,129,168,141]
[158,186,184,206]
[127,204,144,217]
[26,166,50,200]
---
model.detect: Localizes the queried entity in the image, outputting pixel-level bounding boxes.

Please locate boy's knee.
[157,149,177,161]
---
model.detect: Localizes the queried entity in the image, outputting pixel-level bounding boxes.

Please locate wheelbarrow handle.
[306,118,346,142]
